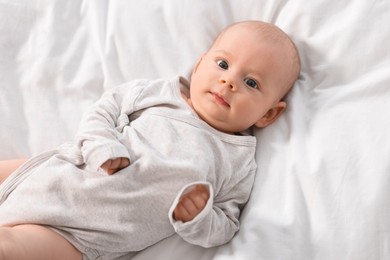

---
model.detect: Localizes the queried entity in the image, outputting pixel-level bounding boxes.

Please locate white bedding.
[1,1,389,259]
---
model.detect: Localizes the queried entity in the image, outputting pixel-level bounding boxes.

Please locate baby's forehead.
[213,26,287,58]
[226,23,299,70]
[212,25,262,50]
[220,22,289,46]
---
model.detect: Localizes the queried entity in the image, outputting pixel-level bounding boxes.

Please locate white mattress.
[1,1,389,259]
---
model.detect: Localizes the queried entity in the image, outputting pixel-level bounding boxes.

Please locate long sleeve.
[168,169,256,247]
[75,81,145,171]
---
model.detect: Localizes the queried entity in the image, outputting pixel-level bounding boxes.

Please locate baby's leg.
[0,224,82,260]
[0,159,26,184]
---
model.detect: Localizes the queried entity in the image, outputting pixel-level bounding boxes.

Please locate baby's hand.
[100,158,129,175]
[173,184,210,222]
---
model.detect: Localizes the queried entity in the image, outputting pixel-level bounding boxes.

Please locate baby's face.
[190,25,290,133]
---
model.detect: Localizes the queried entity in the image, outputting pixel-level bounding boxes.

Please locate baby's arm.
[76,82,143,172]
[169,171,256,248]
[76,88,130,171]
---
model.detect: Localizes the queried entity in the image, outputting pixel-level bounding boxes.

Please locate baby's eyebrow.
[212,49,232,57]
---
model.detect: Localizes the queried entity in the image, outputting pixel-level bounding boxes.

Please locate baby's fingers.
[173,202,191,222]
[173,184,211,222]
[119,158,130,169]
[101,158,129,175]
[109,158,130,174]
[100,160,113,172]
[195,184,210,200]
[187,189,208,210]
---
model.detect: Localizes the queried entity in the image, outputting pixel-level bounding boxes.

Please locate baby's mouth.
[211,92,230,107]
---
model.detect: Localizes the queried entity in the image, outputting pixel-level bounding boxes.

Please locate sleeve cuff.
[83,143,130,171]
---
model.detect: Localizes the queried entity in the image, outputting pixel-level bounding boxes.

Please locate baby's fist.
[173,184,210,222]
[101,157,129,175]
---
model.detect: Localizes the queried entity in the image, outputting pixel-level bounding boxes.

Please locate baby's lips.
[211,92,230,107]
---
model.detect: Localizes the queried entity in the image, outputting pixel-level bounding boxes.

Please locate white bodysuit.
[0,76,257,260]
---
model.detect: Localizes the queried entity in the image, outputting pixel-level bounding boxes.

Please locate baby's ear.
[255,101,286,128]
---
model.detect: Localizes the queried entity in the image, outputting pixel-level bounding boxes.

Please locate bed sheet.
[1,1,389,259]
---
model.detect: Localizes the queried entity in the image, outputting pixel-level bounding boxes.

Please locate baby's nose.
[220,78,237,91]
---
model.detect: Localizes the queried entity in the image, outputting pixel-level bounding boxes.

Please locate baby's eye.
[244,78,258,89]
[217,60,229,70]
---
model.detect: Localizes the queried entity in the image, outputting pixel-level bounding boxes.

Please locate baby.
[0,21,300,260]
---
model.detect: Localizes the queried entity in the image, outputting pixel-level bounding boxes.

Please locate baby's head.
[189,21,300,134]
